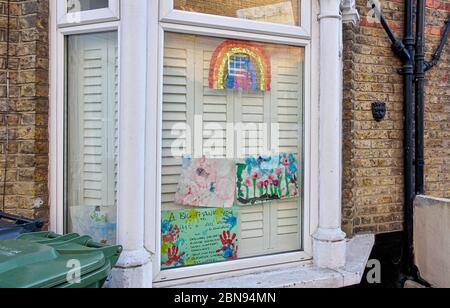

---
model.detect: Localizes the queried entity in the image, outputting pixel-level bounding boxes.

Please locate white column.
[313,0,347,269]
[110,0,152,288]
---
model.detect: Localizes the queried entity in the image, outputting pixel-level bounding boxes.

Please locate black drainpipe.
[415,0,426,196]
[371,0,415,279]
[402,0,415,279]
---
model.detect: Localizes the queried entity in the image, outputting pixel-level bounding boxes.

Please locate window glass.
[161,33,304,269]
[67,0,109,13]
[66,32,118,245]
[174,0,301,26]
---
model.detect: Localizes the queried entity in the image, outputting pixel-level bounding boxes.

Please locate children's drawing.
[236,154,300,205]
[161,208,239,270]
[174,156,235,208]
[68,206,117,245]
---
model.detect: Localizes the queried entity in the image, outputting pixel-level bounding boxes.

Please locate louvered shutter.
[270,48,304,252]
[239,47,304,256]
[161,33,195,210]
[67,32,118,235]
[196,36,233,159]
[234,87,271,257]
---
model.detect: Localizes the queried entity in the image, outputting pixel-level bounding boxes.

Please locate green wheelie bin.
[0,232,122,288]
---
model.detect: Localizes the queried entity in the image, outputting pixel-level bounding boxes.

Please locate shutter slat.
[162,40,190,209]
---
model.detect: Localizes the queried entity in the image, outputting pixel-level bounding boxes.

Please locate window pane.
[66,32,118,245]
[67,0,109,13]
[174,0,300,26]
[161,33,304,270]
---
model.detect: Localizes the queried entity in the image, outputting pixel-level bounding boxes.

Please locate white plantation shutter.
[67,32,118,238]
[161,34,195,210]
[236,92,269,157]
[233,70,271,257]
[161,35,304,257]
[269,49,304,252]
[239,48,303,257]
[197,37,233,159]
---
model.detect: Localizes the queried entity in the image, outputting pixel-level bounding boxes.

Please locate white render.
[312,0,347,269]
[112,0,152,288]
[414,196,450,288]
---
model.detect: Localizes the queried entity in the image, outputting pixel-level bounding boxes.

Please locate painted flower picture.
[236,154,300,205]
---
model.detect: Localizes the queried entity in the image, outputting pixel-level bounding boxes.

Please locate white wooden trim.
[149,1,319,282]
[155,252,312,284]
[160,0,311,39]
[49,0,120,234]
[49,0,61,233]
[159,22,310,46]
[308,0,321,253]
[57,0,120,27]
[117,0,147,252]
[144,0,160,255]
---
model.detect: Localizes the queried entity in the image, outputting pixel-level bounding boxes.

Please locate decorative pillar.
[313,0,347,269]
[342,0,360,25]
[110,0,152,288]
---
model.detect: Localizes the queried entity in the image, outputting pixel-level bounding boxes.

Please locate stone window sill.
[167,235,374,288]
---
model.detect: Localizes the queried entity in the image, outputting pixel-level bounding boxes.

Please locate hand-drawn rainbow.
[209,40,271,92]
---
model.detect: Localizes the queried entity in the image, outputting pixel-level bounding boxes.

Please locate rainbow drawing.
[209,40,271,92]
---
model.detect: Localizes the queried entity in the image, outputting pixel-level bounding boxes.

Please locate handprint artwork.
[161,208,239,269]
[163,246,186,267]
[216,231,238,260]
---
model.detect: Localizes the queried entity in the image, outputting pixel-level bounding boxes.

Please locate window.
[65,32,119,244]
[67,0,109,13]
[161,0,310,39]
[174,0,301,26]
[161,33,305,269]
[57,0,120,26]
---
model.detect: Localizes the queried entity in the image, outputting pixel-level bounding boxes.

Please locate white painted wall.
[414,195,450,288]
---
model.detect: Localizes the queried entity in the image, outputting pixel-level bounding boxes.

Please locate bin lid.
[0,220,15,229]
[0,224,25,241]
[0,214,44,240]
[0,238,108,288]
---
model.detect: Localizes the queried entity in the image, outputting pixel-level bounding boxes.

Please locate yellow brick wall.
[343,0,450,236]
[0,0,49,225]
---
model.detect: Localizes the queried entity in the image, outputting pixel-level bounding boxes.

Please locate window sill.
[165,235,374,288]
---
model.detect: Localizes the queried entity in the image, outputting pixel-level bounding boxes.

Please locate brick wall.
[423,1,450,198]
[343,0,450,237]
[0,0,49,224]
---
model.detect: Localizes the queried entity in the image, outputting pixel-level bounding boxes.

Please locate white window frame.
[149,0,319,285]
[49,0,120,236]
[160,0,311,39]
[57,0,120,27]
